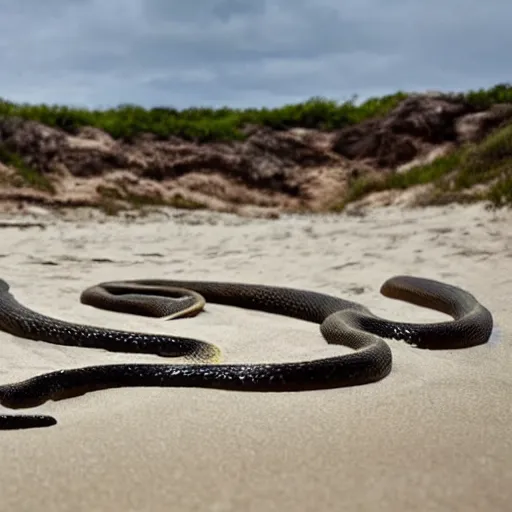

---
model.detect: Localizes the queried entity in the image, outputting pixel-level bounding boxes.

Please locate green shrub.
[339,119,512,209]
[0,145,54,192]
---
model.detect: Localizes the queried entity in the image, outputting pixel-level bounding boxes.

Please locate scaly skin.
[0,276,493,430]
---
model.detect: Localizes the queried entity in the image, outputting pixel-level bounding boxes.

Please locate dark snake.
[0,276,493,430]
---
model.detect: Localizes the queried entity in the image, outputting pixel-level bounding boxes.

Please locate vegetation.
[337,120,512,209]
[96,184,205,215]
[0,145,55,192]
[0,82,511,209]
[0,93,408,142]
[0,83,509,143]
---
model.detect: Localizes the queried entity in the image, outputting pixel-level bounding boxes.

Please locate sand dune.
[0,203,510,512]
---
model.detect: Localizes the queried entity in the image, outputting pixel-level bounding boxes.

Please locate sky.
[1,0,511,110]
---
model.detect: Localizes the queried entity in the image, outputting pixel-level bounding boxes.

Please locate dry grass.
[335,121,512,210]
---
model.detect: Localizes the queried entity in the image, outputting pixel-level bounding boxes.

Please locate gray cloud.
[0,0,510,109]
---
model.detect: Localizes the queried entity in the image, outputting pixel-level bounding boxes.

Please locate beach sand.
[0,203,510,512]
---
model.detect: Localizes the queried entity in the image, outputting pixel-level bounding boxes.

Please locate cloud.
[0,0,511,109]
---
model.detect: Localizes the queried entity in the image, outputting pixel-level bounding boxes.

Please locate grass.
[0,145,55,192]
[0,93,407,143]
[96,184,206,215]
[0,81,511,210]
[0,82,510,143]
[336,120,512,210]
[487,174,512,207]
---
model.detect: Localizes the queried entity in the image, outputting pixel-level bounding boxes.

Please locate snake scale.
[0,275,493,430]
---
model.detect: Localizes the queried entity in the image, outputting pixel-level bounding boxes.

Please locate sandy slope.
[0,203,510,512]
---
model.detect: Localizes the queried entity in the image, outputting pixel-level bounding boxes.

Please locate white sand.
[0,203,510,512]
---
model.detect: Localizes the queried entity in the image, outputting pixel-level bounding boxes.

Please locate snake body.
[0,276,493,430]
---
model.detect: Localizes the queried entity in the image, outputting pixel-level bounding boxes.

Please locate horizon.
[1,83,509,113]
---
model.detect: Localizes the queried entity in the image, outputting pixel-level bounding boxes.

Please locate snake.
[0,275,493,430]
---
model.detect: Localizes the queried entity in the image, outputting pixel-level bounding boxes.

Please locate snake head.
[0,279,10,293]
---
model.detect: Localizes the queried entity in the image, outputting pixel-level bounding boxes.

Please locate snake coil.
[0,276,493,430]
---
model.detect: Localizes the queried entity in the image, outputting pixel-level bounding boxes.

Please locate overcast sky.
[1,0,511,110]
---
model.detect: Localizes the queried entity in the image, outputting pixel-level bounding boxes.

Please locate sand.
[0,203,510,512]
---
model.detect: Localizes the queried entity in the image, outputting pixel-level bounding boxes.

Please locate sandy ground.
[0,203,510,512]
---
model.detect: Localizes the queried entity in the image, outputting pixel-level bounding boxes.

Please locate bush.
[339,119,512,209]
